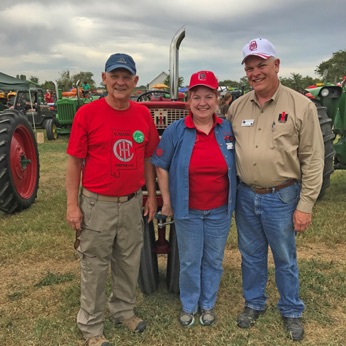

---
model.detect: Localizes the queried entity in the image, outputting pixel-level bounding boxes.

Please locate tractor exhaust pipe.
[169,26,185,100]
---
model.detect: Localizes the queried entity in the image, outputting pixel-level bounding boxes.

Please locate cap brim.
[105,64,136,74]
[188,83,218,90]
[241,53,271,64]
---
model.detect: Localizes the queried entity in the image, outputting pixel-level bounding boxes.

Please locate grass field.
[0,135,346,346]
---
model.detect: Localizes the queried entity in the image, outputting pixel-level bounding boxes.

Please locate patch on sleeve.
[156,148,164,157]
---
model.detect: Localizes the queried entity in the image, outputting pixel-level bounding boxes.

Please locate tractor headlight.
[321,88,330,97]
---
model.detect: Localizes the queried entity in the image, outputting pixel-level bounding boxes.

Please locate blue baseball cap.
[105,53,136,74]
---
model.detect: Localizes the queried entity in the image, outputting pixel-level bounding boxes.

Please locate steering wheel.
[137,90,170,102]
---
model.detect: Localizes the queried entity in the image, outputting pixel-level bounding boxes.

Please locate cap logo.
[117,57,127,64]
[198,72,206,80]
[249,40,258,52]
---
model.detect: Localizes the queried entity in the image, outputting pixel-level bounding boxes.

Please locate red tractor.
[138,27,188,295]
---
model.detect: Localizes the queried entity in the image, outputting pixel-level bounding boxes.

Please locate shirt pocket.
[271,123,298,150]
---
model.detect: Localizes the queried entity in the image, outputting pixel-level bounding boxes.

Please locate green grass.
[0,137,346,345]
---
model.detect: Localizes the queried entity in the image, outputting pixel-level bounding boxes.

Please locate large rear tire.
[317,106,335,199]
[166,222,180,294]
[0,110,40,213]
[138,216,159,294]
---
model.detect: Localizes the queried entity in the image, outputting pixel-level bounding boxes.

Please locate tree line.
[21,49,346,93]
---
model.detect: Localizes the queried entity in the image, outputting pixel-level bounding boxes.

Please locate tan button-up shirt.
[227,83,324,213]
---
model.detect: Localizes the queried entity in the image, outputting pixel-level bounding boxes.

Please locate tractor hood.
[305,85,342,122]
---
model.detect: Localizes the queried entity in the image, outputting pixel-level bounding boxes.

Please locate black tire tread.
[138,216,159,294]
[317,106,335,199]
[166,222,180,294]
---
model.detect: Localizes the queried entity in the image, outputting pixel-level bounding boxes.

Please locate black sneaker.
[237,307,266,328]
[179,311,195,327]
[283,317,304,341]
[199,309,216,326]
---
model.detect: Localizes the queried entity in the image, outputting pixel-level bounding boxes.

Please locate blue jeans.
[235,182,304,318]
[174,205,231,314]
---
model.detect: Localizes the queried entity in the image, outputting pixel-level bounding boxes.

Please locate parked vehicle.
[53,80,94,137]
[12,88,58,140]
[305,77,346,197]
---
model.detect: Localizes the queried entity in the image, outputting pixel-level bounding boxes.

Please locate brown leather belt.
[245,179,296,194]
[82,188,136,202]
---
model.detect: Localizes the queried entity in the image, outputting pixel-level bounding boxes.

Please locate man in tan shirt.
[227,38,324,341]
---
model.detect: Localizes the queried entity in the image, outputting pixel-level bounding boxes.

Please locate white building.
[147,71,168,89]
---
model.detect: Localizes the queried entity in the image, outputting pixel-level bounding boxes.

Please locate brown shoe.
[115,315,146,333]
[85,334,111,346]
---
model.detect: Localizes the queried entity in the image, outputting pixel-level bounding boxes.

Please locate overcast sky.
[0,0,345,88]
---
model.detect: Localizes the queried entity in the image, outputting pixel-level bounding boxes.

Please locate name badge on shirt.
[241,119,254,127]
[226,142,234,150]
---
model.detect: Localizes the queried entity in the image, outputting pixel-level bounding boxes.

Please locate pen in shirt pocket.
[272,121,275,130]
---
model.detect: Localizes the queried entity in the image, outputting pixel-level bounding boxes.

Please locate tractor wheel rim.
[10,124,38,199]
[52,123,58,139]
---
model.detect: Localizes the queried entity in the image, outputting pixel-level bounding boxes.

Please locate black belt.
[241,179,296,194]
[82,188,136,202]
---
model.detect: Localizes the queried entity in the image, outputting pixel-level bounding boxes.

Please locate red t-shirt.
[45,92,53,103]
[187,115,229,210]
[67,98,159,196]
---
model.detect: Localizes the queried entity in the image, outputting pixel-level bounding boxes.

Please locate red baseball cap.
[188,70,218,90]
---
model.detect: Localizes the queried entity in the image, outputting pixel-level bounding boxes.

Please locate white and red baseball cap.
[188,70,218,90]
[242,38,277,64]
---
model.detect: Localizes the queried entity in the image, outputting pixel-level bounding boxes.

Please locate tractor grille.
[56,101,77,125]
[146,106,189,134]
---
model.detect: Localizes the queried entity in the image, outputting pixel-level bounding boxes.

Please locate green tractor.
[305,78,346,196]
[52,80,95,137]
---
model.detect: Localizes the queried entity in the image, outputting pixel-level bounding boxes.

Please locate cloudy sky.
[0,0,345,88]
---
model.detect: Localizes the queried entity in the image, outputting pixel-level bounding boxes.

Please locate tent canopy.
[0,72,30,91]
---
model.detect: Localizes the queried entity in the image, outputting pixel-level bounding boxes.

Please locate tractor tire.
[166,222,180,294]
[317,106,335,199]
[45,118,58,140]
[0,110,39,213]
[138,215,159,294]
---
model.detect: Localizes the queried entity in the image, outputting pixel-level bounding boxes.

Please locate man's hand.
[293,209,312,233]
[143,195,157,223]
[66,204,83,231]
[161,203,174,218]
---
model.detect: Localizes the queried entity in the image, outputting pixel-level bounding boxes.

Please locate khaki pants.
[76,190,144,338]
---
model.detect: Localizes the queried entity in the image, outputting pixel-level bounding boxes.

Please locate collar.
[250,82,282,105]
[184,112,222,129]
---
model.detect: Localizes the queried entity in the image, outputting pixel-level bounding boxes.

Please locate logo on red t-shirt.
[113,139,134,162]
[111,130,137,177]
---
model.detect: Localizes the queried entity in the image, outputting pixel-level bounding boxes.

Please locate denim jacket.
[151,116,236,219]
